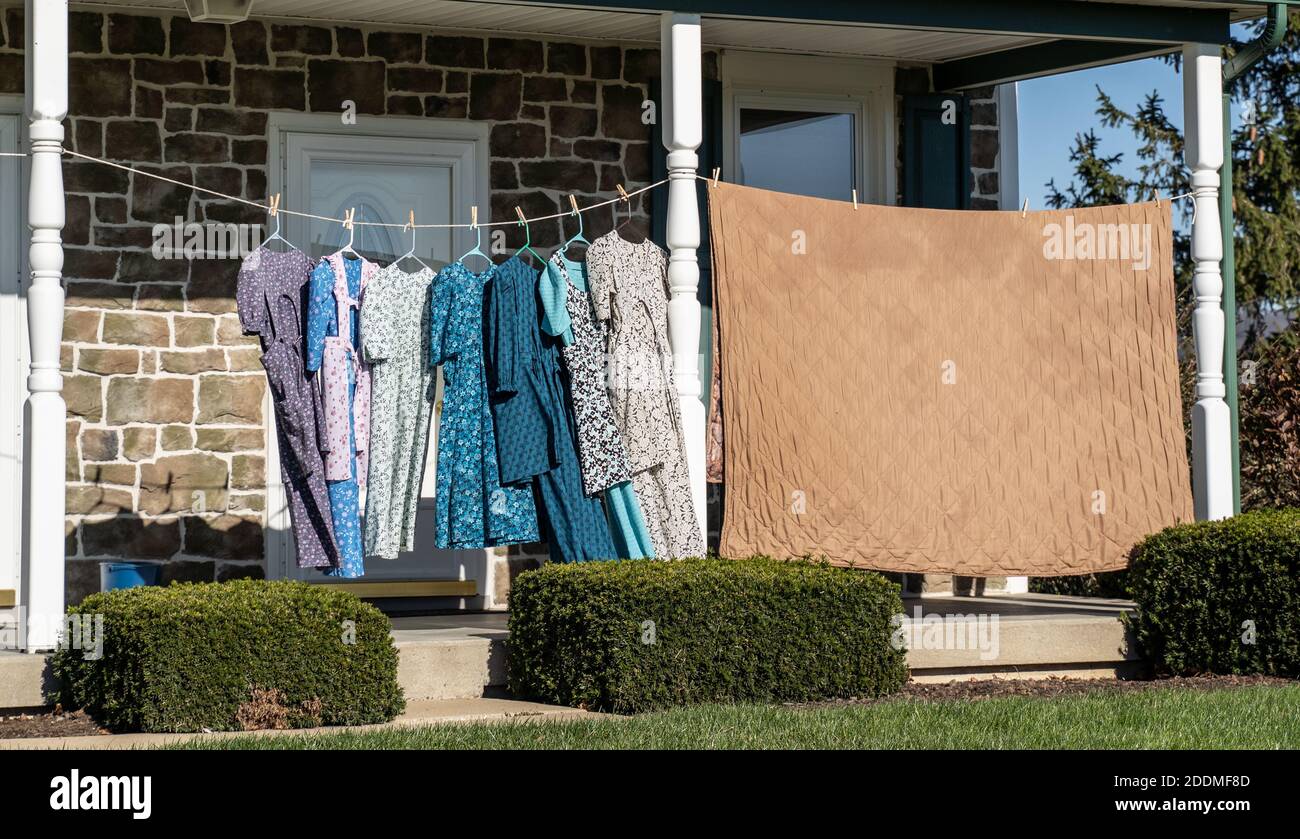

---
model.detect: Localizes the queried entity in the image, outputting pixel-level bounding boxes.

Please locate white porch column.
[22,0,68,650]
[660,12,707,547]
[1182,44,1232,521]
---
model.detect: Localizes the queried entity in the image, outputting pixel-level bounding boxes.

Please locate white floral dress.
[360,263,436,559]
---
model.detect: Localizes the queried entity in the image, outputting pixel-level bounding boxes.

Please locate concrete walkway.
[0,696,597,750]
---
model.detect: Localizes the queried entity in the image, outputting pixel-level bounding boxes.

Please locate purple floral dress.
[236,246,339,568]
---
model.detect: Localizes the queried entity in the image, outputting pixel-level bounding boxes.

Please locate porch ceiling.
[73,1,1281,64]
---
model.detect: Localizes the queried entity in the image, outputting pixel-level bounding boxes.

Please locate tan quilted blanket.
[708,182,1192,576]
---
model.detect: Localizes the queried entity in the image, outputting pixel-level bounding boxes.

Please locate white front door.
[266,115,492,602]
[0,110,24,602]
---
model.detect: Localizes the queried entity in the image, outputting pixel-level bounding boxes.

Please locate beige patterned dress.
[586,232,704,559]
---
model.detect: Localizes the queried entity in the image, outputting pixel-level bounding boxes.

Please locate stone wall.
[0,8,662,603]
[966,85,1003,210]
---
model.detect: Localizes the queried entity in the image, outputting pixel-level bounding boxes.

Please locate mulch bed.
[0,706,108,740]
[791,673,1297,710]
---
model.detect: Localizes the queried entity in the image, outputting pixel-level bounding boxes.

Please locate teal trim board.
[933,40,1174,90]
[528,0,1231,43]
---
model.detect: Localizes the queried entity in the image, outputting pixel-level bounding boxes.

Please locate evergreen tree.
[1046,12,1300,347]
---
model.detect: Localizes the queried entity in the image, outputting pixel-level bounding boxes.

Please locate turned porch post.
[660,12,707,547]
[22,0,68,650]
[1182,43,1232,521]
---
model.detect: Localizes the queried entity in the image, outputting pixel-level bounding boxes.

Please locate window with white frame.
[721,52,894,205]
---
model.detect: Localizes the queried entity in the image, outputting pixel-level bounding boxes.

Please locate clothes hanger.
[513,206,543,266]
[395,210,433,273]
[614,184,647,244]
[337,207,361,259]
[457,206,491,268]
[257,193,294,252]
[559,194,589,257]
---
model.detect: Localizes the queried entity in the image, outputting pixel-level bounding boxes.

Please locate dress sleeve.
[485,275,517,395]
[539,261,573,346]
[428,269,452,367]
[360,277,390,363]
[305,260,334,373]
[235,258,266,336]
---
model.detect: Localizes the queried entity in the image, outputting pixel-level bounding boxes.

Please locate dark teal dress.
[485,256,616,563]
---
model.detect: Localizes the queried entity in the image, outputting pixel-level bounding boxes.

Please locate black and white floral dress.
[544,252,634,495]
[586,232,704,559]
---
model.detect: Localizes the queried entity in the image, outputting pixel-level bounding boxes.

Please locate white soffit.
[69,0,1273,60]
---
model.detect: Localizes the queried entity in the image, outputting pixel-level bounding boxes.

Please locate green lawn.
[173,684,1300,750]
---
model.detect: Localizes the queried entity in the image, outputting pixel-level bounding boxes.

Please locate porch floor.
[389,591,1133,635]
[0,593,1140,712]
[388,592,1140,695]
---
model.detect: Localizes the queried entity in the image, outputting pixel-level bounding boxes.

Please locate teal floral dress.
[429,261,538,549]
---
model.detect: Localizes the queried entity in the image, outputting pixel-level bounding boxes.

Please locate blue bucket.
[100,561,160,592]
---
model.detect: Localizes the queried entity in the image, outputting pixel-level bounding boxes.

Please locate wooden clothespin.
[568,194,580,216]
[1154,190,1163,207]
[405,210,415,232]
[851,188,859,210]
[711,167,721,188]
[470,206,478,229]
[515,206,527,225]
[268,193,280,217]
[343,208,355,230]
[616,184,630,203]
[1021,197,1029,218]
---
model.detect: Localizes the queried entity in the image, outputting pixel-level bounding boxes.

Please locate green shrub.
[50,579,404,732]
[1030,570,1131,598]
[1240,332,1300,510]
[508,557,908,713]
[1127,508,1300,676]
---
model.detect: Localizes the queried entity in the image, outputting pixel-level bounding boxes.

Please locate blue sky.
[1017,56,1183,208]
[1017,22,1263,206]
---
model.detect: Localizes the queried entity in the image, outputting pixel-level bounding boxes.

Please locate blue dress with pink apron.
[306,252,375,578]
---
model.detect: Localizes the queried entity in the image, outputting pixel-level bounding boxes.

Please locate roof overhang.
[70,0,1293,88]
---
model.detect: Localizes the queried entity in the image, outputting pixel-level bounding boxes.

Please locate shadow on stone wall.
[67,513,265,606]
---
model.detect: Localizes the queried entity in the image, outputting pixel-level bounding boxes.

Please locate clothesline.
[1,148,1202,227]
[1,147,674,230]
[1017,189,1197,217]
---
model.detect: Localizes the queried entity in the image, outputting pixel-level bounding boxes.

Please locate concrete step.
[0,652,51,710]
[391,619,508,701]
[0,626,509,711]
[900,594,1140,681]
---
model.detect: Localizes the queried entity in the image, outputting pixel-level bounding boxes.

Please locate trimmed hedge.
[1128,508,1300,677]
[50,579,404,732]
[508,557,908,713]
[1030,570,1130,599]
